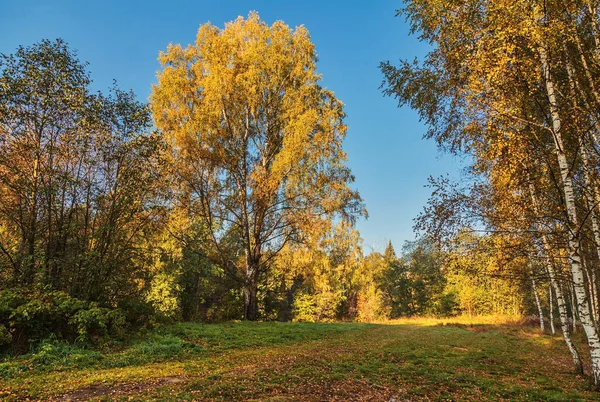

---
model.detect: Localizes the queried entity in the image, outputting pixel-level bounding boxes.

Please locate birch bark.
[529,184,584,373]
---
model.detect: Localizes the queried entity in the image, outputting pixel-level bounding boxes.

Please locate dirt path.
[50,376,186,401]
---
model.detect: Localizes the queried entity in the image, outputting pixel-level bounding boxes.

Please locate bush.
[292,291,344,322]
[0,289,129,354]
[117,297,155,328]
[69,304,126,342]
[293,293,317,322]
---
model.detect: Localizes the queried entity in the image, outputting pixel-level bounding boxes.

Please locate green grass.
[1,318,598,401]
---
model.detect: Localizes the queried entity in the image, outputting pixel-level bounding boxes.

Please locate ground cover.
[1,317,597,401]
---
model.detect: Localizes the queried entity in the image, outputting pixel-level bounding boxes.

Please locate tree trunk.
[549,283,556,335]
[243,285,258,321]
[584,257,600,327]
[243,260,259,321]
[530,261,545,333]
[571,282,579,333]
[25,153,40,285]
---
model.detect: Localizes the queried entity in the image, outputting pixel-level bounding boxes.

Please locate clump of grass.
[102,334,203,368]
[0,339,104,378]
[389,314,524,327]
[29,340,104,367]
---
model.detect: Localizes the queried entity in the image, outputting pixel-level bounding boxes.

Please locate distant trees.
[151,12,363,320]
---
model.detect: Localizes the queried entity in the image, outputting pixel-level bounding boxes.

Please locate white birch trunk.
[549,283,556,335]
[584,259,600,328]
[572,282,579,333]
[529,184,584,373]
[594,270,600,325]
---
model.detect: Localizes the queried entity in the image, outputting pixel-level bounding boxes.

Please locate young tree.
[151,13,363,320]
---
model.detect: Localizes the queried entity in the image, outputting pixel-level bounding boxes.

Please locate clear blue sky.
[0,0,463,253]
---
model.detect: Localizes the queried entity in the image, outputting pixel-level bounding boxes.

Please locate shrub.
[0,289,129,354]
[69,304,126,342]
[293,293,317,322]
[117,297,155,328]
[0,324,11,347]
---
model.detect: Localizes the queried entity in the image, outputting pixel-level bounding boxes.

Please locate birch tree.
[151,13,363,320]
[382,0,599,384]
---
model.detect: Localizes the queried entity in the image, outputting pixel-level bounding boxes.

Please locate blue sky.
[0,0,464,253]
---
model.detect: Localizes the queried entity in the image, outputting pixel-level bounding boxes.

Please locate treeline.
[0,15,367,354]
[381,0,600,388]
[0,12,530,358]
[0,39,166,353]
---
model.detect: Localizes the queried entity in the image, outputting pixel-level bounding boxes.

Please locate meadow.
[1,316,598,401]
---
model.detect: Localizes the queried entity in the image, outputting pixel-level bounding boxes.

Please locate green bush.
[69,304,126,342]
[117,297,155,328]
[0,289,131,354]
[293,293,317,322]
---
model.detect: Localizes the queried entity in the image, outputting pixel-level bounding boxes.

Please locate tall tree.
[151,13,363,320]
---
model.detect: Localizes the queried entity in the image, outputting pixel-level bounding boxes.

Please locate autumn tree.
[151,13,363,320]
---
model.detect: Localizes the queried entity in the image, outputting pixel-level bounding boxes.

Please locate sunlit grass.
[386,314,524,326]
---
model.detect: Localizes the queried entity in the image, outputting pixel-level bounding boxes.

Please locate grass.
[0,317,598,401]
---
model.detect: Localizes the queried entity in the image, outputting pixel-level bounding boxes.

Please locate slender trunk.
[549,283,556,335]
[530,183,584,373]
[540,44,600,384]
[594,269,600,325]
[572,282,579,333]
[530,261,546,332]
[584,258,600,328]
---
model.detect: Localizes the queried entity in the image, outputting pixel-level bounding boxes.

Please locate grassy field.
[1,317,599,401]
